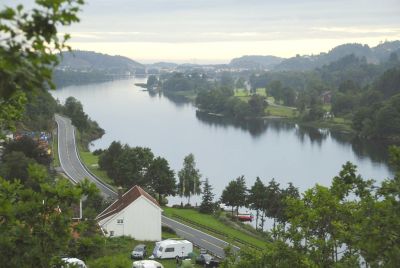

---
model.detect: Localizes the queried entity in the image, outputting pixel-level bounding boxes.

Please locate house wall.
[99,196,161,241]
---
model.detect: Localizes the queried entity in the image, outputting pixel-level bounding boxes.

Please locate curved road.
[55,114,239,258]
[55,114,117,198]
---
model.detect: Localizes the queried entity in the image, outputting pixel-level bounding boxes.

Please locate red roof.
[96,185,160,222]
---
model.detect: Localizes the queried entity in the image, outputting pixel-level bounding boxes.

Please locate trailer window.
[165,247,174,252]
[158,247,163,252]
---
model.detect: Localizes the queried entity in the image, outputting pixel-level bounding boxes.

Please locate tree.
[147,75,158,89]
[248,177,266,230]
[98,141,123,178]
[145,156,176,205]
[235,77,246,89]
[4,135,52,166]
[221,176,247,216]
[0,151,36,185]
[113,146,154,187]
[178,154,201,204]
[199,178,215,214]
[0,165,82,267]
[264,179,282,236]
[63,97,90,132]
[0,0,84,132]
[248,94,267,117]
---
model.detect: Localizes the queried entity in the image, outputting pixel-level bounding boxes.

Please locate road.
[55,114,117,198]
[162,216,239,258]
[55,114,239,258]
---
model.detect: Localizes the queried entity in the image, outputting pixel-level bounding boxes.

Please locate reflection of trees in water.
[196,110,393,168]
[351,138,395,169]
[162,92,190,107]
[330,132,395,168]
[195,111,269,137]
[294,125,328,146]
[147,89,159,98]
[166,94,392,169]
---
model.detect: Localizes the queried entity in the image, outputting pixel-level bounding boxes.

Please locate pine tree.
[199,178,215,214]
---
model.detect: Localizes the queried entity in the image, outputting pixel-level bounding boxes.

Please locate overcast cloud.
[4,0,400,62]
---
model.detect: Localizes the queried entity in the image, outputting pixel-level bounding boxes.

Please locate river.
[51,77,394,205]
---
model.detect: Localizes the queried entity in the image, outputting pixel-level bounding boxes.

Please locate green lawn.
[235,88,267,102]
[86,236,202,268]
[163,207,268,250]
[78,149,116,189]
[265,105,298,118]
[323,104,332,112]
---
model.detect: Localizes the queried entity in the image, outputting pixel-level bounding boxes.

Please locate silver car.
[131,244,147,259]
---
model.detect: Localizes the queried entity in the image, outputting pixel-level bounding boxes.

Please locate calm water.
[51,78,394,203]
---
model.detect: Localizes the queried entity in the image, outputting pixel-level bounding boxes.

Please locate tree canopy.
[0,0,84,132]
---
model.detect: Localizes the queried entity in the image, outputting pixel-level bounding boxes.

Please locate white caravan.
[151,239,193,259]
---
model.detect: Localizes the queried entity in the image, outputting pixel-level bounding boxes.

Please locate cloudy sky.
[7,0,400,63]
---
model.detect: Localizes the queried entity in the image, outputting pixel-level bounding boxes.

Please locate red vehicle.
[235,214,253,222]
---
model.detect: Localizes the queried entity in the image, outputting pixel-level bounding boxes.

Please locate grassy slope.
[163,207,268,250]
[73,130,116,189]
[52,128,60,167]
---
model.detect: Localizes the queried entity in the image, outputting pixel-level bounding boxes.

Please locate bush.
[162,225,176,235]
[184,203,194,209]
[92,149,104,155]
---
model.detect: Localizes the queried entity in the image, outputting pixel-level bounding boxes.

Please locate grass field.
[86,236,202,268]
[78,149,116,188]
[265,105,298,118]
[163,207,268,250]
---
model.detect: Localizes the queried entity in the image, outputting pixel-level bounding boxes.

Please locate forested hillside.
[54,50,146,87]
[231,41,400,71]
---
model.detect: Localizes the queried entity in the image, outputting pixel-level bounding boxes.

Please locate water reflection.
[195,111,270,137]
[195,109,393,167]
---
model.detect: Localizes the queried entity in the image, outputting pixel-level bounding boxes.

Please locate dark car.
[195,253,219,267]
[131,244,147,259]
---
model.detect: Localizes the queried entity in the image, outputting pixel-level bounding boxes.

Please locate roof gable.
[96,185,160,222]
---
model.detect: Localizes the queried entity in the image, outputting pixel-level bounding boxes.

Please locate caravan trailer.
[151,239,193,259]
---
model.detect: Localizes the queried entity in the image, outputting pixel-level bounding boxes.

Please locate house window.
[110,231,114,237]
[165,247,174,252]
[117,219,124,224]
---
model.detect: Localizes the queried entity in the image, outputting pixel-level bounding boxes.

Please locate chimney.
[117,186,123,200]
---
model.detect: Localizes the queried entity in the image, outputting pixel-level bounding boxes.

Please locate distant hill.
[229,55,284,70]
[146,62,179,69]
[57,50,145,74]
[274,41,400,71]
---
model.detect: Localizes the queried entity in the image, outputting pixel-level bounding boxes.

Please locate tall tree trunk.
[255,210,259,231]
[158,193,162,205]
[260,211,265,231]
[273,218,276,240]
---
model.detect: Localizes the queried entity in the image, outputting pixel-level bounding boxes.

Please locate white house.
[96,185,162,241]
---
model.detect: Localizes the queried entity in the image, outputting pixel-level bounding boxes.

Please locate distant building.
[96,185,162,241]
[321,91,332,104]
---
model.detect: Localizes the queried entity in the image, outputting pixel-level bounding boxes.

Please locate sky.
[6,0,400,63]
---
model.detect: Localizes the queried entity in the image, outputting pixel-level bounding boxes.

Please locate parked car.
[131,244,147,259]
[195,253,220,267]
[132,260,164,268]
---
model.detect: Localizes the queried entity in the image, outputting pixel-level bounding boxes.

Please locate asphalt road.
[55,114,239,258]
[55,114,117,199]
[162,216,239,258]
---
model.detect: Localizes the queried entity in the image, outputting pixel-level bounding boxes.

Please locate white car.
[132,260,164,268]
[61,258,87,268]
